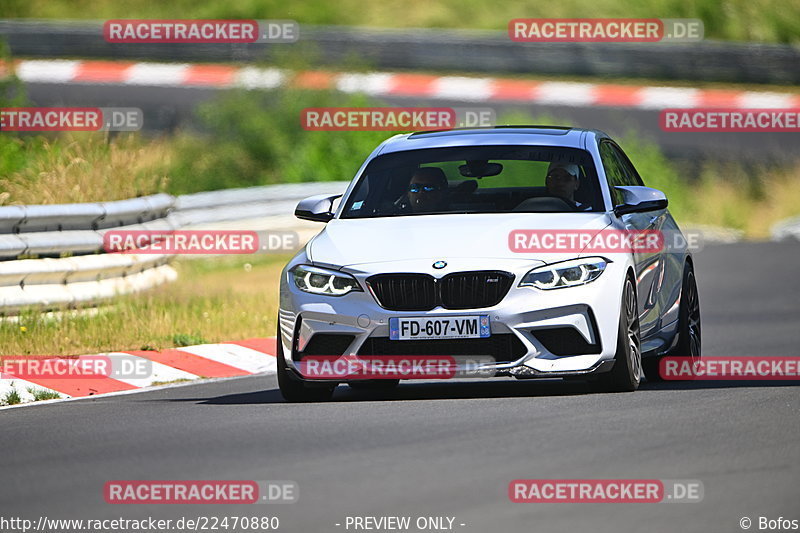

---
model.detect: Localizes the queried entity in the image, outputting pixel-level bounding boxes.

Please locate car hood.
[307,213,613,268]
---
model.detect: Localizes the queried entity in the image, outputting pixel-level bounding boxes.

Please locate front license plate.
[389,316,491,340]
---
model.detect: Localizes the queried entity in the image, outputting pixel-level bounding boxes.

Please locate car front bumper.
[278,257,630,382]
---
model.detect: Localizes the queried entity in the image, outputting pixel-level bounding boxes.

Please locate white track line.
[11,59,800,110]
[432,76,494,101]
[177,343,277,374]
[125,63,190,86]
[105,353,200,388]
[738,92,796,108]
[0,373,274,411]
[637,87,700,109]
[336,72,394,96]
[16,60,81,83]
[535,82,597,106]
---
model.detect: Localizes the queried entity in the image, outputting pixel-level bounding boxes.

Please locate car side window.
[599,141,627,206]
[608,143,644,187]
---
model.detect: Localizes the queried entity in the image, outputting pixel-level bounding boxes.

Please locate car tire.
[643,262,701,382]
[276,328,336,403]
[348,380,401,390]
[594,276,642,392]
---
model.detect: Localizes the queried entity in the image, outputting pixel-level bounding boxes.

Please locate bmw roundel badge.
[433,260,447,269]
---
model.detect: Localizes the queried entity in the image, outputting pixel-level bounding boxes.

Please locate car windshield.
[340,145,603,218]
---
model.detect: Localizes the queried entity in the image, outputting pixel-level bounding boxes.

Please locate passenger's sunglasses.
[408,184,442,193]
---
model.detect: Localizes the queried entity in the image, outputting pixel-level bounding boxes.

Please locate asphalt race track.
[2,241,798,533]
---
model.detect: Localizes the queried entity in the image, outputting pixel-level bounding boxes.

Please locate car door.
[613,144,685,334]
[599,140,662,338]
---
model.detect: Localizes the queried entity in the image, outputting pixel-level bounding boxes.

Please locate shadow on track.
[169,377,800,405]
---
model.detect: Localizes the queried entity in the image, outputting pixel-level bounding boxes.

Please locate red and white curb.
[6,59,800,110]
[0,337,277,408]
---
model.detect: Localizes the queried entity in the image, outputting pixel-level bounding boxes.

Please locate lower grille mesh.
[357,334,527,363]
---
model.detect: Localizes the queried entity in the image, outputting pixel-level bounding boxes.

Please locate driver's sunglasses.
[546,170,577,181]
[408,184,442,193]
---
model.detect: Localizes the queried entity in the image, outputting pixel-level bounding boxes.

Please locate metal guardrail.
[0,194,174,258]
[771,216,800,242]
[171,182,346,226]
[2,179,794,314]
[0,182,349,314]
[1,20,798,85]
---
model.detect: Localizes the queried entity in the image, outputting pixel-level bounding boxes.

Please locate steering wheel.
[547,195,580,211]
[377,195,410,215]
[513,195,578,213]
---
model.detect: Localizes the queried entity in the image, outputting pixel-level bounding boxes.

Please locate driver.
[407,167,449,213]
[545,162,591,211]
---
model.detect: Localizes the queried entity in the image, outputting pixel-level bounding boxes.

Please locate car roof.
[376,126,609,155]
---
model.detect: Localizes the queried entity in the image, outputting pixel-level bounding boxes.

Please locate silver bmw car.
[277,126,701,401]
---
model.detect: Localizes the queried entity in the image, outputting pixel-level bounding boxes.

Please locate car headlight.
[291,265,363,296]
[520,257,608,290]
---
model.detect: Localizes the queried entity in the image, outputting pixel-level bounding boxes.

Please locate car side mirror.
[295,194,342,222]
[613,186,668,216]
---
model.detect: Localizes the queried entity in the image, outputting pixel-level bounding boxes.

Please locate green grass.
[2,82,799,236]
[0,84,798,354]
[0,86,389,203]
[0,133,171,206]
[150,378,194,386]
[27,387,61,401]
[1,386,22,406]
[172,333,209,347]
[0,254,290,356]
[165,87,390,194]
[0,0,797,43]
[0,54,168,206]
